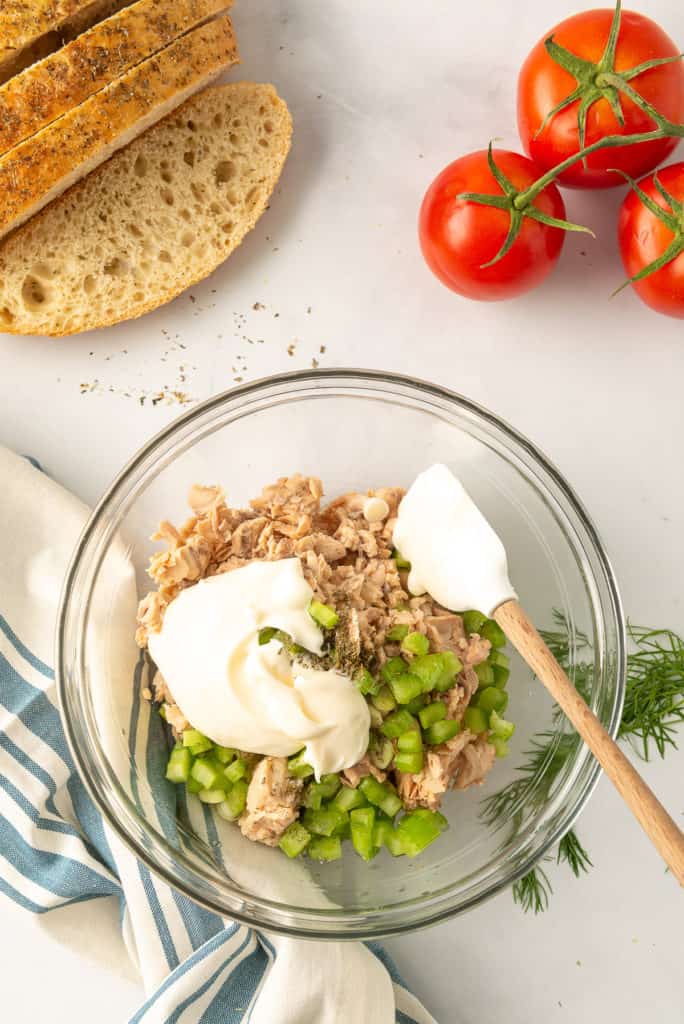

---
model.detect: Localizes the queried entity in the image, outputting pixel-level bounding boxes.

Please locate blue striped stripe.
[0,812,118,901]
[0,654,72,765]
[166,931,253,1024]
[199,943,269,1024]
[129,926,242,1023]
[0,614,53,679]
[67,771,118,875]
[0,874,48,914]
[136,862,180,972]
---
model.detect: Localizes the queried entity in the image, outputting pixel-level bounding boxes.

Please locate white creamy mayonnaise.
[393,463,517,616]
[148,558,369,778]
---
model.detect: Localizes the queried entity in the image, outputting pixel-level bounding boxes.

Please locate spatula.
[394,464,684,885]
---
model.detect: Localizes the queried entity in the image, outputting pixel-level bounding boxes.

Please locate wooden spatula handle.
[494,599,684,886]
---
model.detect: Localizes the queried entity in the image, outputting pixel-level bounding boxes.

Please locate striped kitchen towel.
[0,447,436,1024]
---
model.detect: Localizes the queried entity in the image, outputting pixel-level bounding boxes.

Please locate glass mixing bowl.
[57,370,625,938]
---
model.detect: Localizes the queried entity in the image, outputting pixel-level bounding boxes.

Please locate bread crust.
[0,15,239,239]
[0,0,231,157]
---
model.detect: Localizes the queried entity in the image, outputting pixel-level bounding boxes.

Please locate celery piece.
[489,650,510,670]
[388,672,423,705]
[386,624,409,642]
[492,736,509,758]
[462,610,487,635]
[405,694,427,715]
[433,651,463,692]
[308,599,339,629]
[307,835,342,862]
[182,729,210,750]
[381,709,418,739]
[392,549,411,570]
[368,705,384,729]
[350,807,377,861]
[393,750,424,774]
[474,662,494,687]
[303,805,349,837]
[279,822,312,858]
[386,829,406,857]
[198,789,226,804]
[372,815,394,849]
[372,686,397,714]
[358,776,402,818]
[401,631,430,657]
[396,808,447,856]
[190,757,224,791]
[224,758,248,784]
[397,729,423,753]
[216,780,248,820]
[481,619,506,648]
[424,719,460,745]
[418,702,447,730]
[158,704,167,721]
[492,665,511,688]
[333,786,367,813]
[355,668,381,696]
[489,710,515,741]
[381,656,407,683]
[165,747,192,784]
[368,732,395,771]
[463,706,489,735]
[288,750,314,779]
[473,687,508,715]
[186,777,202,794]
[214,746,237,764]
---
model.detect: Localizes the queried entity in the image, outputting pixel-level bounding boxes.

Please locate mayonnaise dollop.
[393,463,517,616]
[148,558,369,778]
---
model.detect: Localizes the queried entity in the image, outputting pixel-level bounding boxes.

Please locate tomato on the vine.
[419,149,575,301]
[517,3,684,189]
[617,162,684,319]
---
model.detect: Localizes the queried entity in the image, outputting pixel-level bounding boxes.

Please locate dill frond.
[620,625,684,760]
[557,829,592,876]
[512,866,552,914]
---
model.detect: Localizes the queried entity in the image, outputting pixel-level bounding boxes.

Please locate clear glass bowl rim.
[56,368,626,939]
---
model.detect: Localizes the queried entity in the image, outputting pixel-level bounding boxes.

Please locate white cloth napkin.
[0,446,436,1024]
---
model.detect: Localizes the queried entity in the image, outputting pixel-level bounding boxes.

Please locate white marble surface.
[1,0,683,1020]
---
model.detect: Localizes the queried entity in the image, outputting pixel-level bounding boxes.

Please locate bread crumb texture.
[0,82,292,336]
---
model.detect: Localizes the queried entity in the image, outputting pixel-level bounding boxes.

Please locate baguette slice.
[0,0,135,84]
[0,0,232,157]
[0,83,292,337]
[0,15,238,240]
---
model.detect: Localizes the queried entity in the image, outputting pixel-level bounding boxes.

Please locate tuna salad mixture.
[137,475,515,863]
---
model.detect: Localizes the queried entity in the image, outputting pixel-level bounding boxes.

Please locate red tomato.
[517,8,684,189]
[618,161,684,318]
[419,150,567,301]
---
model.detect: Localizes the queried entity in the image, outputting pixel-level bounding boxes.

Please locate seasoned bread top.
[0,15,239,239]
[0,0,230,157]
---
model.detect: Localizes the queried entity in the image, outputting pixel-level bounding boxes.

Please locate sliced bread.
[0,0,232,157]
[0,0,134,83]
[0,16,239,240]
[0,82,292,336]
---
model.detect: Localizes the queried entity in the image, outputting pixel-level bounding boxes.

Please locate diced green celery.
[462,610,487,635]
[303,784,324,811]
[216,780,248,820]
[224,758,248,783]
[333,786,367,812]
[358,777,403,818]
[481,619,506,648]
[279,822,312,858]
[396,808,447,856]
[397,729,423,753]
[388,673,423,705]
[463,706,489,734]
[492,736,509,758]
[381,709,418,738]
[368,732,395,770]
[489,710,515,741]
[474,662,494,686]
[410,653,445,691]
[393,750,424,774]
[489,651,510,670]
[182,729,210,750]
[303,805,349,837]
[492,665,510,688]
[473,686,508,714]
[307,835,342,861]
[386,830,406,857]
[386,624,409,642]
[190,757,224,790]
[288,750,314,779]
[198,789,226,804]
[320,774,342,798]
[392,549,411,570]
[419,702,447,729]
[381,657,407,683]
[424,719,460,745]
[405,694,426,715]
[308,599,339,629]
[401,631,430,657]
[333,819,351,840]
[372,813,393,848]
[158,704,167,720]
[186,777,202,794]
[214,746,236,764]
[355,668,381,696]
[433,651,463,692]
[303,774,341,809]
[372,686,397,714]
[165,747,192,784]
[350,806,377,861]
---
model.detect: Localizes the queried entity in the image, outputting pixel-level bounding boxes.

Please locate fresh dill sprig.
[619,624,684,760]
[557,829,593,876]
[512,865,552,914]
[485,612,684,913]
